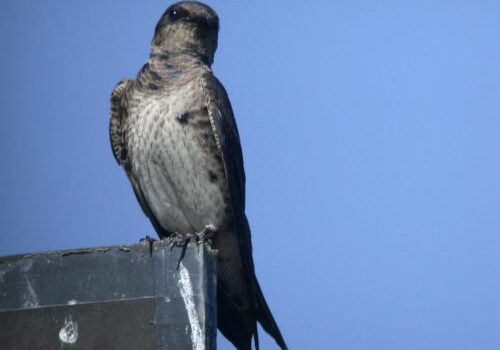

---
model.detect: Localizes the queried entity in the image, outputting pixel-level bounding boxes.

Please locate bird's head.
[151,1,219,66]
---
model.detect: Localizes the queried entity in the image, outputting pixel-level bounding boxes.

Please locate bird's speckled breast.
[126,79,229,234]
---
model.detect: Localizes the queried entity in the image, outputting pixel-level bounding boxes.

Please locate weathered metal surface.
[0,241,217,350]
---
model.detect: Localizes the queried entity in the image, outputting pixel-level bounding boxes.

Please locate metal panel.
[0,241,217,350]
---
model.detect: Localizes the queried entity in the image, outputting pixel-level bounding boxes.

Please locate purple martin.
[109,2,287,349]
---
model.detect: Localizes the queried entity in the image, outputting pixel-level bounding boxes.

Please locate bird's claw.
[166,232,194,247]
[165,224,217,247]
[197,224,216,242]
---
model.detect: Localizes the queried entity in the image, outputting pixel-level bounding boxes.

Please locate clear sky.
[1,1,499,349]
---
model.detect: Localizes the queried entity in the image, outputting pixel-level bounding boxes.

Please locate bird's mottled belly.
[127,93,228,234]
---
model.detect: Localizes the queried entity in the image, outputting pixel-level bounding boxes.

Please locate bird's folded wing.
[201,72,256,276]
[109,78,170,237]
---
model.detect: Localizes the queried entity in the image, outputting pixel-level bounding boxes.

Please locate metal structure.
[0,241,217,350]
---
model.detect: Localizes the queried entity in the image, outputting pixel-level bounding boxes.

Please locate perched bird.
[109,2,287,349]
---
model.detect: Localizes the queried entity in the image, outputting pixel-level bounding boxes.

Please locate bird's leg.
[168,225,217,270]
[194,224,217,244]
[167,232,195,270]
[165,224,217,246]
[165,232,195,247]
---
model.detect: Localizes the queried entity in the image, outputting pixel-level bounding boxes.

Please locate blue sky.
[1,1,499,349]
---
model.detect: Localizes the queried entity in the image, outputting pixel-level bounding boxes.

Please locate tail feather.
[254,278,288,350]
[254,323,260,350]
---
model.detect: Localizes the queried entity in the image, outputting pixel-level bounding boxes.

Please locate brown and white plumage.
[110,2,287,349]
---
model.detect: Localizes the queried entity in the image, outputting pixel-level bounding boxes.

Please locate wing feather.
[200,73,252,266]
[109,79,170,237]
[201,73,287,350]
[110,79,133,165]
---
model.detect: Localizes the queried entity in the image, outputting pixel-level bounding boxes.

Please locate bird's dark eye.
[168,7,189,21]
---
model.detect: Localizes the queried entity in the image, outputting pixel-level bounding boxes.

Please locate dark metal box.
[0,241,217,350]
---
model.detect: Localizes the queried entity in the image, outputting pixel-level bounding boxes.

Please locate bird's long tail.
[254,277,288,350]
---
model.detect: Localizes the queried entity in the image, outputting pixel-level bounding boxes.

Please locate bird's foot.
[166,232,195,247]
[195,224,217,243]
[165,224,217,247]
[168,225,217,270]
